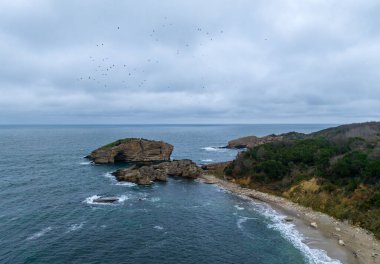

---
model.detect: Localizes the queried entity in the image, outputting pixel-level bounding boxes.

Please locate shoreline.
[199,174,380,264]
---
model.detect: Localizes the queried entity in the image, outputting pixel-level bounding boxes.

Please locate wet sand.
[199,174,380,264]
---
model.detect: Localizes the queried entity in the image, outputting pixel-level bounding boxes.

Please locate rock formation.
[93,197,119,203]
[112,159,202,185]
[226,135,282,149]
[86,138,173,164]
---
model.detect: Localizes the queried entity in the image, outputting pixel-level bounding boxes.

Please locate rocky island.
[87,138,202,185]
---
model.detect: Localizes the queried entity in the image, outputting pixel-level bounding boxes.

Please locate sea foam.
[250,201,341,264]
[234,205,245,210]
[27,227,53,240]
[79,161,92,165]
[201,146,227,152]
[67,222,84,232]
[104,172,137,187]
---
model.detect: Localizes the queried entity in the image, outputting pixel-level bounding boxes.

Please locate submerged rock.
[112,159,202,185]
[86,138,173,164]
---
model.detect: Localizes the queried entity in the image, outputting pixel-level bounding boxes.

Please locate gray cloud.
[0,0,380,124]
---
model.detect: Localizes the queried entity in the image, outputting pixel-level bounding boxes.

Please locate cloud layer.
[1,0,379,124]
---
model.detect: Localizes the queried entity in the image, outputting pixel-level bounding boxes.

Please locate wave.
[79,161,92,165]
[236,216,256,229]
[115,181,137,187]
[104,172,136,187]
[27,227,52,240]
[104,172,115,180]
[149,197,161,202]
[251,202,341,264]
[201,146,227,152]
[67,223,84,232]
[201,159,213,162]
[234,205,245,210]
[154,225,164,230]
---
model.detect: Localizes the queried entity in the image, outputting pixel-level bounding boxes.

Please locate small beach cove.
[199,174,380,264]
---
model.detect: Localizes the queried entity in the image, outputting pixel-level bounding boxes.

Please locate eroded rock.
[112,159,202,185]
[86,138,173,164]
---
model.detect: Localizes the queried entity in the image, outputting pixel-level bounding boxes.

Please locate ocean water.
[0,124,340,264]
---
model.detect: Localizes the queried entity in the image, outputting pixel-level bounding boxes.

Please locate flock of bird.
[77,19,226,91]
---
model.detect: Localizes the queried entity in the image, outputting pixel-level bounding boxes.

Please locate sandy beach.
[199,174,380,264]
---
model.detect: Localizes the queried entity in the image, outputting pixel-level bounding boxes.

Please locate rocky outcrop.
[112,159,202,185]
[93,197,119,203]
[112,165,168,185]
[86,138,173,164]
[156,159,202,179]
[226,135,283,149]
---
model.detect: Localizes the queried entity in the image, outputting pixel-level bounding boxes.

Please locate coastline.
[199,174,380,264]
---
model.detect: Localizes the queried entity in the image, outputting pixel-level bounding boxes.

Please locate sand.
[199,174,380,264]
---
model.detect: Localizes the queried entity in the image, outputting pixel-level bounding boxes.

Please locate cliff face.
[224,122,380,238]
[86,138,173,164]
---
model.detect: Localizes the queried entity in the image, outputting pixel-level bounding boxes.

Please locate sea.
[0,124,342,264]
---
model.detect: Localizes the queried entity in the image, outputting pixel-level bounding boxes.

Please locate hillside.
[224,122,380,238]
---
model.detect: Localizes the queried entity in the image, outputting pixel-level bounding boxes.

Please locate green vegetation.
[225,137,380,238]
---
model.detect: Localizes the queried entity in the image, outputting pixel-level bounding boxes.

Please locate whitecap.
[149,197,161,202]
[67,223,84,232]
[84,195,102,205]
[154,225,164,230]
[118,195,129,203]
[104,172,115,180]
[201,159,213,162]
[234,205,245,210]
[104,172,136,187]
[115,181,137,187]
[236,216,257,229]
[27,227,52,240]
[252,202,341,264]
[79,161,92,165]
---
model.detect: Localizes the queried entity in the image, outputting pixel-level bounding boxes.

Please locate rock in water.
[86,138,173,164]
[112,165,167,185]
[93,197,119,203]
[155,159,202,179]
[112,159,202,185]
[310,222,318,228]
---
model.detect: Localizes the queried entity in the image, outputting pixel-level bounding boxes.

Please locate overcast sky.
[1,0,379,124]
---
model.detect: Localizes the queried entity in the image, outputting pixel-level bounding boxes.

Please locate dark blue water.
[0,124,340,264]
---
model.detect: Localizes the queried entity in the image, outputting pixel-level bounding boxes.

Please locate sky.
[0,0,379,124]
